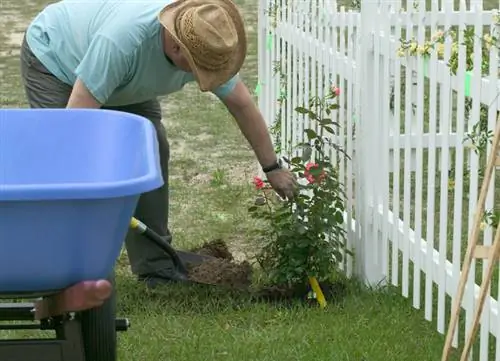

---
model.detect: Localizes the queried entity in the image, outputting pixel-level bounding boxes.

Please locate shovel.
[129,217,217,283]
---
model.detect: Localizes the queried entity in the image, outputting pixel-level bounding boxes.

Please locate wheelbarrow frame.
[0,296,129,361]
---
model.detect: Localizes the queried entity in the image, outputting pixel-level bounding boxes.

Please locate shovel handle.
[129,217,189,275]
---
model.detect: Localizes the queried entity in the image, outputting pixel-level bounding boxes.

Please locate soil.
[188,258,253,290]
[255,280,349,306]
[186,239,349,305]
[190,239,234,260]
[187,240,252,289]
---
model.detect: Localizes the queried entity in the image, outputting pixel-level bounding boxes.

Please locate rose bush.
[249,85,351,289]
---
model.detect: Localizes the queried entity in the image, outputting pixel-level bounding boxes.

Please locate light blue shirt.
[26,0,238,106]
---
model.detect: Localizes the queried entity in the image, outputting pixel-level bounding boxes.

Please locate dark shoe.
[138,268,190,289]
[138,274,174,289]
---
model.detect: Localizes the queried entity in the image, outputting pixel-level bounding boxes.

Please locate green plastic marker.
[254,82,262,96]
[464,72,471,97]
[266,33,273,51]
[422,57,471,97]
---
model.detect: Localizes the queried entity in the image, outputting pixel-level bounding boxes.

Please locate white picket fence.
[257,0,500,358]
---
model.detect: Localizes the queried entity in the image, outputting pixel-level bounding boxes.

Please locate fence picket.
[424,0,439,326]
[391,3,403,289]
[345,10,356,277]
[380,4,392,281]
[402,0,415,299]
[412,0,426,310]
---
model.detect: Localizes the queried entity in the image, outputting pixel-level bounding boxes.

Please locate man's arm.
[66,79,102,108]
[220,80,278,169]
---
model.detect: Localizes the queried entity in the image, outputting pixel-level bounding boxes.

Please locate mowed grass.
[0,0,462,360]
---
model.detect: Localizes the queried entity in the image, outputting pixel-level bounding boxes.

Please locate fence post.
[353,0,386,287]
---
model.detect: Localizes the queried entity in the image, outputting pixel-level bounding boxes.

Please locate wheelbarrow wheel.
[80,273,117,361]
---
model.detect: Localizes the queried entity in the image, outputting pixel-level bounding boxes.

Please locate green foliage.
[249,86,351,287]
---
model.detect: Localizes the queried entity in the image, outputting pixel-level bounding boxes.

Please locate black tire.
[80,272,117,361]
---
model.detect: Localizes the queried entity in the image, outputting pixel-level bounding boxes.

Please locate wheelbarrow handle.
[129,217,189,274]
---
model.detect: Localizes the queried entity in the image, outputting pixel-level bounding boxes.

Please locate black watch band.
[262,160,281,173]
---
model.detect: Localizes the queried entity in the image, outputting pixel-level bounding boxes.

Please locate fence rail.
[258,0,500,359]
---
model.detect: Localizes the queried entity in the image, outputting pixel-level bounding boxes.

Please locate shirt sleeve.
[211,73,240,99]
[74,35,133,104]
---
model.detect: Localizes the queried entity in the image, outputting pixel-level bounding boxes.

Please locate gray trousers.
[19,35,174,277]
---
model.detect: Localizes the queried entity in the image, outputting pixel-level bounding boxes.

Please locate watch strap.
[262,160,281,173]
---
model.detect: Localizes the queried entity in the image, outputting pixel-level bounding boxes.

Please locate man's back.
[25,0,210,106]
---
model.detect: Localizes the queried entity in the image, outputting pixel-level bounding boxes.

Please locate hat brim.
[158,0,247,92]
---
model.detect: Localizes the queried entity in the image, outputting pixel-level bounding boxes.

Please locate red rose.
[253,176,265,189]
[304,163,326,184]
[331,85,341,97]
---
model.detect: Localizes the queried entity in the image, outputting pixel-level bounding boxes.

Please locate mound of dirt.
[188,258,253,289]
[187,240,252,289]
[190,239,233,260]
[187,239,348,305]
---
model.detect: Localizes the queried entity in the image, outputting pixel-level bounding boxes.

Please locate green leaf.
[301,146,312,162]
[308,110,318,119]
[295,106,309,114]
[323,126,335,134]
[297,224,307,234]
[305,128,317,140]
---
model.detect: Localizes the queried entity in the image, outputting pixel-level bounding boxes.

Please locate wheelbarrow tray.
[0,108,163,294]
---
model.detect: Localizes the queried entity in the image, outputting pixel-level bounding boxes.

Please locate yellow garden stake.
[308,277,327,309]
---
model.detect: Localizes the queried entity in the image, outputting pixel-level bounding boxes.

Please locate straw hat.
[159,0,247,91]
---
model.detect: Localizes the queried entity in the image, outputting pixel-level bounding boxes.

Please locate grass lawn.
[0,0,464,360]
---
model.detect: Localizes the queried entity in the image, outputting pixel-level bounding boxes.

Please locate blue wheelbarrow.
[0,108,164,361]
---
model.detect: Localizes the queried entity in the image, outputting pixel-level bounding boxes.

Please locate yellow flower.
[492,9,500,25]
[436,43,445,59]
[431,30,445,42]
[465,143,478,151]
[483,34,494,50]
[448,179,455,190]
[417,45,427,55]
[409,42,418,53]
[397,49,406,57]
[480,222,487,231]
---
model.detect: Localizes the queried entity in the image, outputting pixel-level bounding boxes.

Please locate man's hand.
[266,168,298,200]
[34,280,112,320]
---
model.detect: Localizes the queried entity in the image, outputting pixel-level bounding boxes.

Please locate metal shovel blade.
[161,250,219,284]
[175,250,218,267]
[130,217,219,285]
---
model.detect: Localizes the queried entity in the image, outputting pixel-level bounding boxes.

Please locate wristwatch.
[262,159,282,173]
